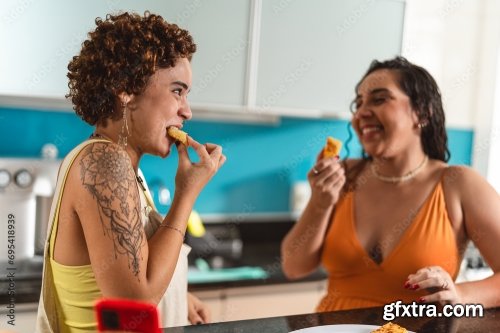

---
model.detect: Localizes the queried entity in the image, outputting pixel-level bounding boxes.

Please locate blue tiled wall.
[0,107,473,214]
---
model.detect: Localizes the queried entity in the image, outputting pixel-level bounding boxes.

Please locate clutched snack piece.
[322,136,342,158]
[167,126,188,145]
[371,322,407,333]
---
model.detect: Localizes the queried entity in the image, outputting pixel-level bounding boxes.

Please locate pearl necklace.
[371,156,428,183]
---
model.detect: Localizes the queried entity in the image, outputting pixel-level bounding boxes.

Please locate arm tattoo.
[79,143,144,277]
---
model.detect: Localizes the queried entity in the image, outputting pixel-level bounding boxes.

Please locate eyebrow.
[171,81,189,91]
[356,88,391,100]
[369,88,390,95]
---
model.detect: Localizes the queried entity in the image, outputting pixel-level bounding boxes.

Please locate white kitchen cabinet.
[181,1,251,106]
[0,0,250,105]
[256,0,405,117]
[1,0,404,121]
[190,0,406,120]
[192,279,327,323]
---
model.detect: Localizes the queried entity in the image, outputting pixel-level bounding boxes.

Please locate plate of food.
[290,323,413,333]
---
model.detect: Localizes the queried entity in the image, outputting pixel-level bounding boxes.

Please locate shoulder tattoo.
[79,143,144,277]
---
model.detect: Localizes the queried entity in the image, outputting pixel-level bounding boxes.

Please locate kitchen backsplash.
[0,107,473,214]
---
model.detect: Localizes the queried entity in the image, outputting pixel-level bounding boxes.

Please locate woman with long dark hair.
[282,57,500,312]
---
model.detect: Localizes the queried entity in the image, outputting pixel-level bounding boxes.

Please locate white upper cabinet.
[0,0,404,120]
[182,1,251,106]
[0,0,250,101]
[1,1,96,99]
[256,0,405,117]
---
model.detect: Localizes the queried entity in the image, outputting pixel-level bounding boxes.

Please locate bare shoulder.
[442,164,500,220]
[442,165,491,194]
[77,141,132,170]
[66,140,138,217]
[77,141,135,188]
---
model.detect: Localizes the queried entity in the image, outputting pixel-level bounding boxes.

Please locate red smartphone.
[95,298,162,333]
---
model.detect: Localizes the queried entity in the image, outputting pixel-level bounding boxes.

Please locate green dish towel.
[188,266,269,284]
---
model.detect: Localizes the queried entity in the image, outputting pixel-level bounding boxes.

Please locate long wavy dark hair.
[344,56,450,189]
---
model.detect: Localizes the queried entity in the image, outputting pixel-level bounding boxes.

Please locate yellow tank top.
[46,139,157,332]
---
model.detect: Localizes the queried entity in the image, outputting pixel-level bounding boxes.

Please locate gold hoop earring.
[118,101,129,147]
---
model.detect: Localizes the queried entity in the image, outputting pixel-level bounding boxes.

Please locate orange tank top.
[317,180,460,312]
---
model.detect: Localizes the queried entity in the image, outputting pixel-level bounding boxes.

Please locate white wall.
[402,0,500,182]
[475,0,500,191]
[485,52,500,192]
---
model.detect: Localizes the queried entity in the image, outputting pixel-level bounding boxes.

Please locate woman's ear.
[417,106,433,129]
[417,120,429,129]
[414,112,429,129]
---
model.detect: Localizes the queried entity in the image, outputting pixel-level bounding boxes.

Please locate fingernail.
[335,156,340,161]
[404,281,411,289]
[411,284,420,290]
[418,297,425,303]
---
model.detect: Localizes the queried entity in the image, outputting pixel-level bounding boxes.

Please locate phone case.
[95,298,162,333]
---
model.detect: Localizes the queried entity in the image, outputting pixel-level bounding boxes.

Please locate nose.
[352,106,373,120]
[179,97,192,121]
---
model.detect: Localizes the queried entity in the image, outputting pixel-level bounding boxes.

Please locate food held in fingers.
[322,136,342,158]
[167,126,188,145]
[371,322,407,333]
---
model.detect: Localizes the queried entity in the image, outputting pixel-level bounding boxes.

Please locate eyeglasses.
[349,101,358,115]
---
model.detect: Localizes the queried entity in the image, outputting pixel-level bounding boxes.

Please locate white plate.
[290,324,414,333]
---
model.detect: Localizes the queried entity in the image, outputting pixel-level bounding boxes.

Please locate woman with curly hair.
[36,12,225,332]
[282,57,500,312]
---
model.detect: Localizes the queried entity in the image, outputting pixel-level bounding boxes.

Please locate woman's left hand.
[187,292,211,325]
[406,266,461,305]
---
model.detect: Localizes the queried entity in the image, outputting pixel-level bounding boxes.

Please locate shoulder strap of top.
[137,168,157,211]
[48,139,110,259]
[434,165,451,195]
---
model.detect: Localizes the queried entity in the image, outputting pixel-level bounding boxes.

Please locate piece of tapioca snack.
[323,136,342,158]
[167,127,188,145]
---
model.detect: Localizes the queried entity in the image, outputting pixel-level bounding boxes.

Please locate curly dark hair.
[67,11,196,126]
[347,56,450,162]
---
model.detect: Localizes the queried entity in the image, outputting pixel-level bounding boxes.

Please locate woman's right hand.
[174,137,226,202]
[307,155,345,210]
